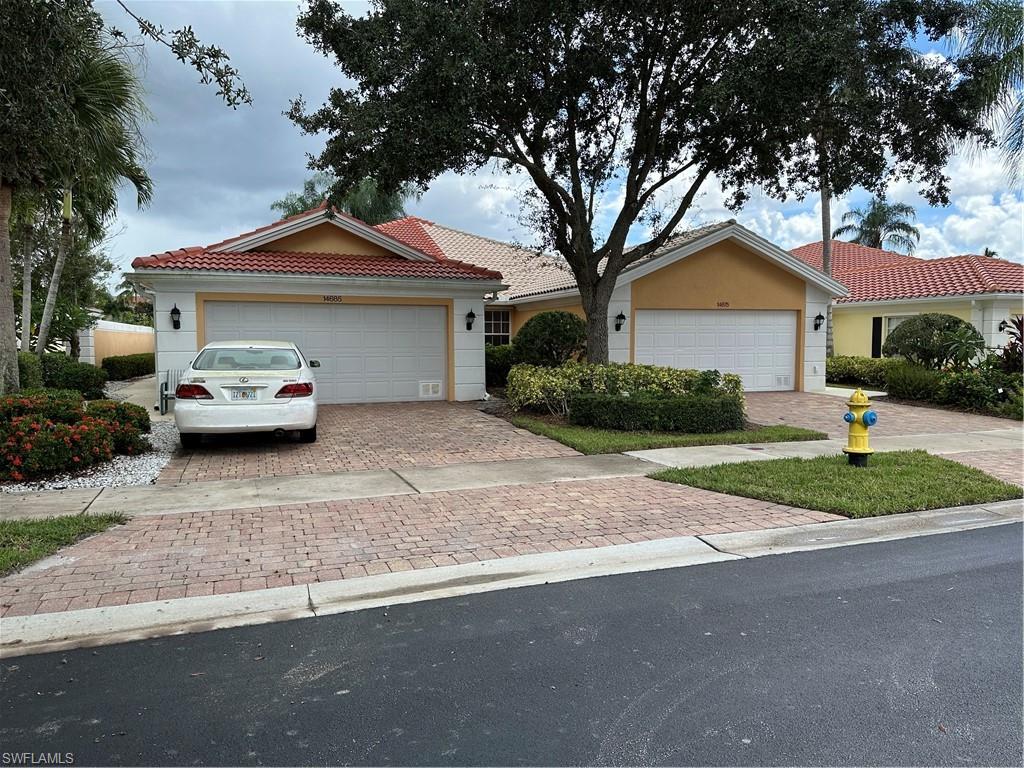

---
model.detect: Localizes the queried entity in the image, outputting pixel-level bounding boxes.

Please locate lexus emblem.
[239,377,249,383]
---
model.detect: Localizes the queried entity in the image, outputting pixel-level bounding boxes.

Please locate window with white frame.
[885,315,914,337]
[485,309,511,346]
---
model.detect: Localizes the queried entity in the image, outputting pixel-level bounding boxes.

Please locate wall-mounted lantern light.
[814,312,825,331]
[465,309,476,331]
[998,319,1009,333]
[170,304,182,330]
[614,312,626,332]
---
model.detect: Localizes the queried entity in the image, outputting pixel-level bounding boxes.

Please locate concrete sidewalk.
[629,427,1023,467]
[3,427,1020,520]
[1,453,652,520]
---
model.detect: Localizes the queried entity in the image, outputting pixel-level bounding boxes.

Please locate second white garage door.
[204,301,446,404]
[634,309,796,391]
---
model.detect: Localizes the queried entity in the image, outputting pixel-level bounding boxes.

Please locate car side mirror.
[309,360,321,368]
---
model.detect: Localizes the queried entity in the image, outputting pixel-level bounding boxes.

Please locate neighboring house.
[130,205,846,404]
[792,241,1024,357]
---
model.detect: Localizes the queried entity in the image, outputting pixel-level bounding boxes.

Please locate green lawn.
[510,414,826,454]
[0,514,126,575]
[650,450,1022,518]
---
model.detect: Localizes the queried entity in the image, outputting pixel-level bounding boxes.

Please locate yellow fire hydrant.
[842,388,877,467]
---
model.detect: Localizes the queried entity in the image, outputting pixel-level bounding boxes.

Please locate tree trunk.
[820,177,834,359]
[20,222,32,351]
[580,278,614,363]
[0,181,19,394]
[36,189,72,356]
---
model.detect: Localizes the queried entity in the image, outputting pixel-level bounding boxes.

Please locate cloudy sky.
[100,0,1022,280]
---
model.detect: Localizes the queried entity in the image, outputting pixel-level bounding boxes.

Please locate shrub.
[101,353,155,381]
[881,313,983,369]
[86,399,151,433]
[506,361,744,416]
[95,418,149,455]
[885,362,941,401]
[569,391,745,433]
[485,344,514,388]
[511,311,587,367]
[56,361,108,399]
[825,356,899,388]
[0,390,84,425]
[995,390,1023,420]
[40,352,72,387]
[16,352,43,389]
[1000,315,1023,373]
[935,368,996,409]
[0,416,114,482]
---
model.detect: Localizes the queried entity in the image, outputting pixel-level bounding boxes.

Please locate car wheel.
[180,432,202,449]
[298,425,317,444]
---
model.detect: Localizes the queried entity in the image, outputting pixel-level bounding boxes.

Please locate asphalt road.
[2,524,1021,767]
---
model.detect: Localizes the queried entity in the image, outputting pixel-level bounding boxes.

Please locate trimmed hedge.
[485,344,514,388]
[569,391,745,433]
[17,352,43,389]
[881,313,982,369]
[826,356,899,389]
[506,361,744,417]
[101,353,155,381]
[885,363,942,402]
[39,353,107,399]
[40,352,71,387]
[86,399,151,433]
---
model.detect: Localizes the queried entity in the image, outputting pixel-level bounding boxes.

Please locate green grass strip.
[0,514,126,575]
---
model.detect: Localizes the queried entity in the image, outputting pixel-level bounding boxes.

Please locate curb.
[1,501,1020,658]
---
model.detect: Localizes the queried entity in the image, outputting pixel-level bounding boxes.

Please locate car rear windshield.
[193,348,301,371]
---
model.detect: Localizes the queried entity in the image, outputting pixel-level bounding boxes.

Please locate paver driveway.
[746,391,1017,438]
[158,402,577,484]
[0,476,839,617]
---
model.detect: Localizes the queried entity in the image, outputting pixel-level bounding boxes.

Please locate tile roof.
[791,241,1023,303]
[131,205,502,282]
[383,218,737,301]
[132,249,501,280]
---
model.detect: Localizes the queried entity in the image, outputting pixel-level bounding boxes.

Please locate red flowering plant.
[92,417,150,455]
[0,390,84,425]
[0,416,114,481]
[85,399,151,433]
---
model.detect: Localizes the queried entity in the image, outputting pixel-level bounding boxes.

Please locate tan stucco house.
[792,241,1023,357]
[130,206,847,404]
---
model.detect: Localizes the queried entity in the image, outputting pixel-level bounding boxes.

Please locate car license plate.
[230,388,258,401]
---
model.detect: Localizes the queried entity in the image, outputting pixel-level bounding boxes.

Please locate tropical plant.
[956,0,1023,186]
[1000,315,1023,371]
[881,313,983,369]
[778,1,989,357]
[832,196,921,253]
[34,43,153,355]
[983,247,1000,257]
[271,173,418,224]
[944,324,988,369]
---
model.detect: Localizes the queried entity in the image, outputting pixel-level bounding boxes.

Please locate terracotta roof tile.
[791,241,1023,303]
[131,249,501,281]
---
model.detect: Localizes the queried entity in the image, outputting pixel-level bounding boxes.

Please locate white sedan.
[174,340,319,448]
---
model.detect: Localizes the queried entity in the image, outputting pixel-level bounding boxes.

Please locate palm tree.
[271,173,417,224]
[983,247,999,258]
[35,43,152,355]
[957,0,1023,186]
[832,196,920,253]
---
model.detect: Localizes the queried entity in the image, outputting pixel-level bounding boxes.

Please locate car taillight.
[275,382,313,398]
[175,383,213,400]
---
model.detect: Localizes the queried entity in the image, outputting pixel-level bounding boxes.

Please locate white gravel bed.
[0,421,179,493]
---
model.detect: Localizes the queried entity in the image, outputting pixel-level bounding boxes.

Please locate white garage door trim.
[634,309,797,392]
[204,301,447,404]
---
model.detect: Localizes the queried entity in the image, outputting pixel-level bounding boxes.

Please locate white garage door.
[635,309,796,392]
[204,302,446,404]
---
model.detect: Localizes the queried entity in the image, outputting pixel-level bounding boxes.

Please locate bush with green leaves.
[0,416,115,482]
[16,352,43,390]
[885,362,941,401]
[86,399,151,433]
[0,389,85,425]
[506,361,744,417]
[57,362,108,400]
[485,344,514,388]
[881,313,984,369]
[568,391,745,433]
[40,353,72,387]
[825,356,899,388]
[511,311,587,367]
[101,353,156,381]
[1000,315,1023,373]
